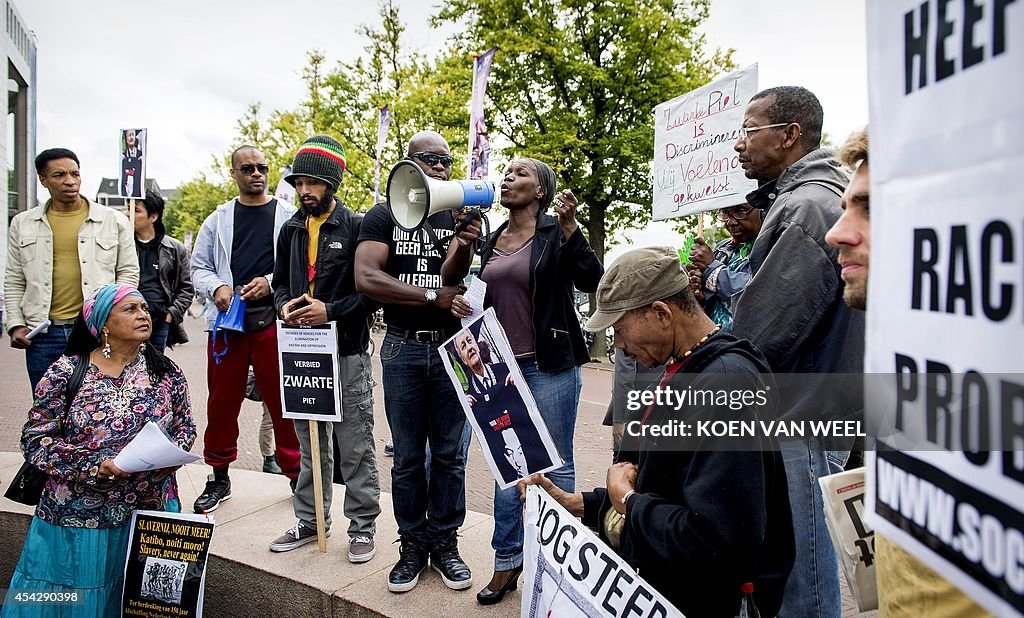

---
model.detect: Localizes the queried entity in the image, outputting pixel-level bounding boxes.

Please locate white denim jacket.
[4,199,139,332]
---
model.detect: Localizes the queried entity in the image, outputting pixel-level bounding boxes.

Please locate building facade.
[1,0,37,292]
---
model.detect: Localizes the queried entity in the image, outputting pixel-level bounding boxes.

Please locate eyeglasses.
[715,205,755,222]
[738,123,792,140]
[410,152,454,168]
[234,163,269,175]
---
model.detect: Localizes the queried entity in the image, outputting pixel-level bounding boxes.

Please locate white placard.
[652,64,758,220]
[865,1,1024,615]
[522,485,682,618]
[277,322,342,422]
[439,309,563,489]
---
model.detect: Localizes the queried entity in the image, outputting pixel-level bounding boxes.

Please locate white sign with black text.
[865,1,1024,615]
[277,322,342,422]
[522,485,682,618]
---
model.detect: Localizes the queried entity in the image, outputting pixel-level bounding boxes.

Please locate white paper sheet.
[460,276,487,328]
[113,421,200,473]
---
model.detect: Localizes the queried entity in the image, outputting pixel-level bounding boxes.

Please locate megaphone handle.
[452,208,479,237]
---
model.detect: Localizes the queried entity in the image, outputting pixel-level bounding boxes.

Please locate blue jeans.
[26,324,74,392]
[778,437,842,617]
[492,361,581,571]
[149,320,170,354]
[425,420,472,485]
[380,331,467,549]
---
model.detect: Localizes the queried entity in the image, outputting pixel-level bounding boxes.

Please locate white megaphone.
[386,160,495,232]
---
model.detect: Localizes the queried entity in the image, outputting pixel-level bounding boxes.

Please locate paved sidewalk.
[0,313,870,616]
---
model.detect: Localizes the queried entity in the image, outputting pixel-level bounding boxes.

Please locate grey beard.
[302,191,336,217]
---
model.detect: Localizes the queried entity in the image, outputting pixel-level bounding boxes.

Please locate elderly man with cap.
[191,145,301,513]
[524,246,794,617]
[267,135,381,562]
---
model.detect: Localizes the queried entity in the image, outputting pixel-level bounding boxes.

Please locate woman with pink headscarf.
[3,283,195,617]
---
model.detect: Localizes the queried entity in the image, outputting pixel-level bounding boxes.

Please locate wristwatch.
[425,289,438,304]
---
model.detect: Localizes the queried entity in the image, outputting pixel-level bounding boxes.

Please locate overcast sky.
[19,0,867,257]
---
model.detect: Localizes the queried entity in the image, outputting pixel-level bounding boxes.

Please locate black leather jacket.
[272,200,376,356]
[478,214,603,372]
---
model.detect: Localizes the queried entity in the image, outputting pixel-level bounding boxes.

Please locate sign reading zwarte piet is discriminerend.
[277,322,342,422]
[652,64,758,220]
[864,1,1024,616]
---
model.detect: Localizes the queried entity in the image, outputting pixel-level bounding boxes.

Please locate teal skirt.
[1,499,180,618]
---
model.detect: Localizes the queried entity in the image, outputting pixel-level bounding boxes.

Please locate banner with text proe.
[864,1,1024,616]
[651,64,758,221]
[522,485,682,618]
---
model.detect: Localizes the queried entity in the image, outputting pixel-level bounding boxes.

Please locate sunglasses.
[410,152,454,168]
[235,163,269,175]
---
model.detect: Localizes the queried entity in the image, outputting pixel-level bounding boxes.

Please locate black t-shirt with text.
[358,202,460,332]
[231,199,276,309]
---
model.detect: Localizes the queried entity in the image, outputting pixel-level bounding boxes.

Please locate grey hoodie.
[731,148,864,422]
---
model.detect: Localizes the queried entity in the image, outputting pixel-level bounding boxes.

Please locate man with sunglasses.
[730,86,865,618]
[687,202,763,329]
[355,131,481,594]
[190,145,302,514]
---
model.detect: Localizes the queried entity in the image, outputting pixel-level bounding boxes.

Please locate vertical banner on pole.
[374,105,391,203]
[119,128,147,199]
[468,47,497,179]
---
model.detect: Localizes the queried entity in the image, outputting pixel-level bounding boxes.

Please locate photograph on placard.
[440,309,562,488]
[119,128,147,198]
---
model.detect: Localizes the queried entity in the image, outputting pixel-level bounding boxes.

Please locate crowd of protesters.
[2,83,957,617]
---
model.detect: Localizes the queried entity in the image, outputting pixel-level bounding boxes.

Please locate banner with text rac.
[122,510,214,618]
[865,0,1024,615]
[522,486,682,618]
[278,322,342,421]
[651,64,758,221]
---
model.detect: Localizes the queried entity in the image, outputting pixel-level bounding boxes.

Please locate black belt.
[387,326,454,343]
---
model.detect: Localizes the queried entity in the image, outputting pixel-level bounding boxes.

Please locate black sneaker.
[193,473,231,514]
[388,539,429,593]
[431,535,473,590]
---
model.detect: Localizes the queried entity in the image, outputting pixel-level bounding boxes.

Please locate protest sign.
[652,64,758,220]
[819,468,877,612]
[522,485,682,618]
[119,128,147,199]
[439,309,562,489]
[122,510,214,618]
[277,322,342,421]
[864,1,1024,615]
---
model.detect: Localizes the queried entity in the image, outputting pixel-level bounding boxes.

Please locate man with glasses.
[190,145,302,513]
[355,131,480,594]
[730,86,864,617]
[687,202,763,329]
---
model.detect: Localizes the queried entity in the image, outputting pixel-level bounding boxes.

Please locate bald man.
[355,132,480,594]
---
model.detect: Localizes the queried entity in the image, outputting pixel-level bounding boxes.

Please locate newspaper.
[819,467,877,612]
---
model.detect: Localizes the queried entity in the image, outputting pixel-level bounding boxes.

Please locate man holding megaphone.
[355,131,481,594]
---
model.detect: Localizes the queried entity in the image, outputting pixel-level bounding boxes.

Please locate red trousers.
[204,325,300,479]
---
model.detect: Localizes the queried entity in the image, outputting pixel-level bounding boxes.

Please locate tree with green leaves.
[435,0,732,264]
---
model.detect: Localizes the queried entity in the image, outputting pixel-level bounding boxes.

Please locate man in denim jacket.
[5,148,138,390]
